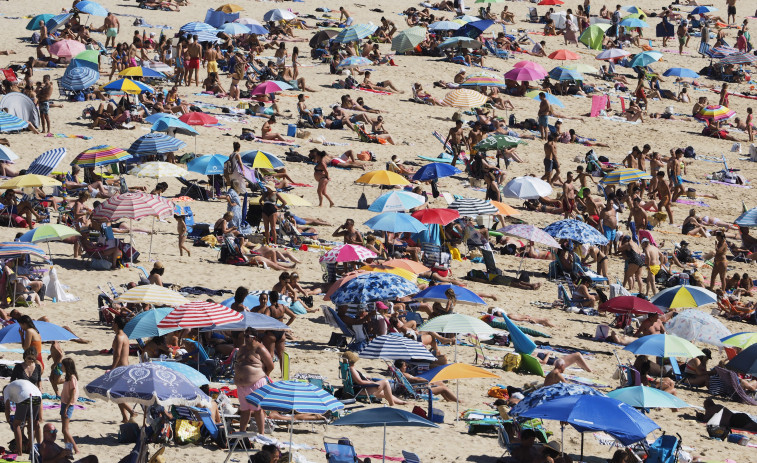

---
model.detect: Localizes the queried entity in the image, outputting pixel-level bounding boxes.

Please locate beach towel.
[252,137,299,147]
[45,133,92,140]
[356,87,392,95]
[676,199,710,207]
[590,95,608,117]
[564,375,612,389]
[619,97,626,113]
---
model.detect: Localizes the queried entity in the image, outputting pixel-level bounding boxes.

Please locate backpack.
[684,146,696,158]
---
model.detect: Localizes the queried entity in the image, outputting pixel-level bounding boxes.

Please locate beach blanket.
[252,137,299,147]
[710,180,751,188]
[565,375,612,389]
[179,286,232,297]
[356,87,392,95]
[710,88,757,100]
[45,133,92,140]
[590,95,609,117]
[602,115,640,125]
[676,199,710,207]
[488,320,551,338]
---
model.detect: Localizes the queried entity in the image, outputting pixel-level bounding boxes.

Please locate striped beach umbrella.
[356,170,410,186]
[116,285,189,307]
[719,53,757,65]
[61,66,99,91]
[695,104,735,121]
[119,66,165,78]
[368,191,426,212]
[27,148,67,176]
[461,75,507,87]
[72,145,131,167]
[50,40,86,58]
[240,150,285,169]
[334,23,378,43]
[650,285,717,309]
[46,13,72,32]
[262,9,296,21]
[195,31,222,44]
[442,89,488,108]
[734,207,757,227]
[17,224,80,244]
[75,1,108,16]
[179,21,215,33]
[391,26,427,53]
[0,242,49,261]
[0,174,61,189]
[0,145,19,162]
[319,244,377,263]
[448,197,499,216]
[360,335,437,361]
[91,192,174,222]
[0,112,29,133]
[127,133,186,156]
[338,56,372,69]
[600,167,652,185]
[187,154,228,175]
[103,78,154,95]
[129,162,187,179]
[157,301,244,329]
[596,48,630,60]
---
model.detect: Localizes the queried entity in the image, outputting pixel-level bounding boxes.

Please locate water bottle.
[65,443,74,454]
[679,272,689,286]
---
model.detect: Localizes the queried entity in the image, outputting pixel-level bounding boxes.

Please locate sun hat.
[545,441,562,453]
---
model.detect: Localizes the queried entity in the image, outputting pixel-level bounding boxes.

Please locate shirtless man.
[726,0,737,24]
[628,197,649,243]
[204,44,220,81]
[581,188,603,225]
[361,71,402,93]
[110,316,134,423]
[709,230,728,291]
[575,165,596,190]
[543,359,566,386]
[599,201,618,254]
[339,6,354,26]
[186,35,202,86]
[562,172,577,219]
[103,13,119,48]
[606,312,665,345]
[654,171,674,225]
[443,119,467,167]
[641,238,661,296]
[37,21,51,59]
[670,150,686,203]
[332,219,363,245]
[541,134,561,186]
[38,75,53,134]
[537,92,553,140]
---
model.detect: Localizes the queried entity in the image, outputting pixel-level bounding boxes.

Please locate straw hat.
[153,261,164,270]
[545,441,562,453]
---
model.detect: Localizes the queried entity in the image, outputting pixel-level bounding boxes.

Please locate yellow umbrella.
[360,264,417,282]
[423,363,500,382]
[0,174,61,189]
[216,3,244,13]
[490,201,520,216]
[383,258,430,274]
[356,170,410,186]
[115,284,189,306]
[253,193,311,207]
[250,150,274,169]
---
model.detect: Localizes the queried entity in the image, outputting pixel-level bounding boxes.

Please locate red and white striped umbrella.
[91,192,174,222]
[319,244,377,263]
[157,301,244,329]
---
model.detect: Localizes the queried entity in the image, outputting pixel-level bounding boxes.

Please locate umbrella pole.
[455,379,459,421]
[148,216,155,262]
[382,422,387,463]
[580,433,584,462]
[129,219,134,265]
[288,413,294,463]
[561,424,564,459]
[29,398,35,463]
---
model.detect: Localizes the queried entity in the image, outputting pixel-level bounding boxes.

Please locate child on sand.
[748,107,754,142]
[176,214,191,257]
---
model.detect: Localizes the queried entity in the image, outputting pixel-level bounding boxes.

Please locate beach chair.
[177,177,210,201]
[387,364,432,400]
[526,7,541,23]
[324,437,359,463]
[469,335,502,368]
[353,124,388,144]
[713,367,757,406]
[403,311,424,326]
[496,424,520,457]
[401,450,422,463]
[646,433,682,463]
[219,408,256,463]
[421,243,443,268]
[338,359,377,403]
[484,40,510,59]
[56,79,76,100]
[328,307,368,351]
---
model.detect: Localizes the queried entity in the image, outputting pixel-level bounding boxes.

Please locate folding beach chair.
[328,307,368,351]
[402,450,422,463]
[646,433,682,463]
[324,437,359,463]
[338,359,377,403]
[713,367,757,406]
[387,364,433,400]
[219,408,257,463]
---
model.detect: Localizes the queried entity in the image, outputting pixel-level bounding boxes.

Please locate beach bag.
[118,422,140,444]
[357,192,369,209]
[502,353,522,372]
[90,258,112,271]
[174,419,202,445]
[487,387,509,400]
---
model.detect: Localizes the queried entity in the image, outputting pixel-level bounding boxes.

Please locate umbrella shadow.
[51,257,89,270]
[464,455,499,463]
[76,433,119,446]
[286,340,329,352]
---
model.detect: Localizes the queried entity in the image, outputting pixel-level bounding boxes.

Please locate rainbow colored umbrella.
[695,105,735,122]
[461,75,507,87]
[600,167,652,185]
[103,78,154,95]
[72,145,132,167]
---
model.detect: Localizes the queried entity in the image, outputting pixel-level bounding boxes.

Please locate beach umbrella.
[251,81,287,96]
[474,134,527,152]
[442,89,488,108]
[490,201,520,216]
[263,9,296,21]
[0,145,19,162]
[217,291,294,310]
[61,66,99,90]
[0,112,28,133]
[411,208,459,226]
[429,21,461,31]
[331,408,437,463]
[608,386,696,409]
[240,150,285,169]
[364,212,427,234]
[414,284,486,306]
[129,162,187,179]
[579,24,608,50]
[46,13,73,32]
[419,363,499,417]
[0,175,60,190]
[103,78,154,95]
[180,21,215,33]
[157,301,244,330]
[454,20,494,39]
[513,60,548,73]
[600,167,652,185]
[17,224,80,256]
[309,29,338,48]
[438,36,482,49]
[360,335,437,361]
[179,112,218,126]
[391,26,427,53]
[449,197,499,216]
[629,51,663,67]
[510,383,606,417]
[563,63,598,74]
[3,379,41,461]
[116,285,188,308]
[0,320,77,344]
[719,52,757,65]
[663,67,699,79]
[356,170,410,186]
[461,75,507,87]
[596,48,630,60]
[624,334,704,358]
[619,18,649,28]
[735,207,757,227]
[504,66,547,81]
[119,66,165,78]
[75,1,108,16]
[187,154,228,175]
[519,395,659,446]
[246,23,269,35]
[498,224,560,247]
[412,163,461,182]
[360,264,417,282]
[695,105,735,122]
[382,259,429,275]
[599,296,663,315]
[218,22,250,36]
[27,148,66,176]
[650,285,717,309]
[71,145,131,167]
[153,362,209,388]
[622,6,644,14]
[50,40,86,58]
[721,332,757,349]
[196,31,222,44]
[338,56,372,69]
[665,309,731,346]
[330,273,419,306]
[725,344,757,375]
[538,0,564,4]
[123,307,178,339]
[418,314,496,337]
[319,244,377,263]
[202,311,291,332]
[544,219,609,246]
[127,133,186,157]
[548,49,580,61]
[525,90,565,108]
[549,66,584,81]
[368,191,426,213]
[334,23,378,43]
[252,192,310,207]
[74,49,100,64]
[144,113,176,124]
[455,15,479,23]
[691,6,717,15]
[0,242,49,263]
[26,14,55,30]
[85,363,211,407]
[92,192,174,222]
[151,117,199,136]
[216,3,243,13]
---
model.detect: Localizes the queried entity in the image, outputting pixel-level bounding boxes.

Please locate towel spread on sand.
[676,199,710,207]
[45,133,92,140]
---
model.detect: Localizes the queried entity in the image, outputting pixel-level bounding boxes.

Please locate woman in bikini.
[259,291,295,377]
[617,235,645,291]
[311,149,334,207]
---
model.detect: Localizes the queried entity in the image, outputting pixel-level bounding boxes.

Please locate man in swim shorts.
[186,35,202,86]
[103,13,119,48]
[641,238,661,297]
[204,44,219,79]
[537,92,553,139]
[726,0,736,25]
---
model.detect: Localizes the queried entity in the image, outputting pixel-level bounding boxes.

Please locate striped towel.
[45,133,92,140]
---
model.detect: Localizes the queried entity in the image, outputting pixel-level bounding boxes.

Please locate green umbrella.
[607,386,695,409]
[418,313,496,360]
[580,24,609,50]
[391,26,427,53]
[74,49,100,63]
[474,134,527,152]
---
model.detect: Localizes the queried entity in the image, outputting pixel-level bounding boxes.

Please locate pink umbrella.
[252,81,286,95]
[505,66,548,81]
[319,244,377,264]
[513,61,547,74]
[157,301,244,329]
[50,40,86,58]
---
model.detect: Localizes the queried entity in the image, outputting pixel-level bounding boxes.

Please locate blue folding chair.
[324,438,359,463]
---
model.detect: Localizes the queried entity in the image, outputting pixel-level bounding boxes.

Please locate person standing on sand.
[541,134,561,186]
[444,119,467,167]
[746,107,753,142]
[204,44,219,82]
[339,7,354,26]
[186,35,202,87]
[709,230,728,291]
[562,172,576,218]
[641,238,661,297]
[110,316,134,423]
[176,213,191,257]
[537,92,553,140]
[727,0,737,25]
[38,75,52,134]
[103,13,119,49]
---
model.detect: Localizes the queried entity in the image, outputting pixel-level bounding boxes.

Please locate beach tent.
[204,8,239,28]
[0,92,41,129]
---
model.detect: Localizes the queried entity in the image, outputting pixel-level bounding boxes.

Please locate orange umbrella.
[548,49,580,61]
[383,258,430,274]
[490,201,520,216]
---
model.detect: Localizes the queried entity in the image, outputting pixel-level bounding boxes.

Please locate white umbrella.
[4,380,42,463]
[502,177,553,199]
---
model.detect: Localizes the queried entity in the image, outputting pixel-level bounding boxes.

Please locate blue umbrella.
[180,21,215,33]
[61,66,99,91]
[187,154,228,175]
[663,67,699,78]
[196,31,222,44]
[103,78,154,95]
[735,207,757,227]
[413,284,486,306]
[0,112,29,133]
[333,24,378,43]
[624,334,704,358]
[247,24,269,35]
[240,150,285,169]
[543,219,609,245]
[120,66,165,78]
[368,191,426,213]
[0,321,77,343]
[519,395,659,446]
[0,242,49,261]
[428,21,461,31]
[338,56,372,69]
[0,146,18,162]
[509,383,606,417]
[75,1,108,17]
[412,162,461,182]
[725,344,757,375]
[144,113,177,124]
[691,6,717,15]
[151,117,199,136]
[153,361,209,387]
[67,58,100,72]
[649,285,717,309]
[201,311,292,332]
[219,22,251,35]
[127,133,186,156]
[630,51,663,68]
[548,66,584,81]
[454,19,494,39]
[619,18,650,28]
[46,13,72,32]
[330,272,419,305]
[123,307,179,339]
[531,92,565,108]
[359,335,437,361]
[364,212,427,233]
[85,363,211,407]
[438,36,482,49]
[26,14,55,31]
[27,148,67,176]
[607,386,695,409]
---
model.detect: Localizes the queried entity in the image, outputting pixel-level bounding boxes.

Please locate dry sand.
[0,0,756,462]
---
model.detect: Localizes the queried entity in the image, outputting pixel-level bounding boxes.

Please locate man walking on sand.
[38,75,52,134]
[726,0,737,25]
[110,316,134,423]
[187,35,202,86]
[444,119,468,167]
[541,134,561,186]
[103,13,119,49]
[641,238,661,296]
[537,92,552,140]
